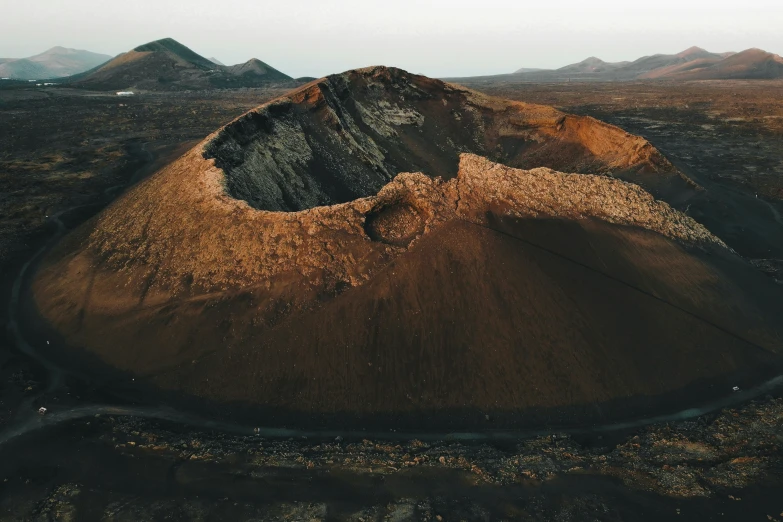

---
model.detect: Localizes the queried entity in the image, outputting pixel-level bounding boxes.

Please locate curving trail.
[760,195,783,225]
[3,144,151,439]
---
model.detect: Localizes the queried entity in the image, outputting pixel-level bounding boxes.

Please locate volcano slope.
[31,67,783,430]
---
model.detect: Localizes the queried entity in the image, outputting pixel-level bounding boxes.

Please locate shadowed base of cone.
[26,215,783,430]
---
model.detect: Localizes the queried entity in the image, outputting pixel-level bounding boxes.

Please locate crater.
[364,201,426,247]
[203,66,687,212]
[29,68,783,431]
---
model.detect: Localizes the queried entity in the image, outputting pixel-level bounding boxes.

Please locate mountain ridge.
[66,37,293,90]
[0,46,111,79]
[500,46,781,81]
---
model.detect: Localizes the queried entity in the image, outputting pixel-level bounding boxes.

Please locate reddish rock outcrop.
[203,67,691,213]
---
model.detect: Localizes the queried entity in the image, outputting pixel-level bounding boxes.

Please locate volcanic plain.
[2,70,783,520]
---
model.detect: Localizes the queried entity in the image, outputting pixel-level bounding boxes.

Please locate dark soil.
[1,398,783,520]
[2,80,783,520]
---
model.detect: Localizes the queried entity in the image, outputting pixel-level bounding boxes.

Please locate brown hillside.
[557,57,628,74]
[71,38,292,90]
[494,47,782,82]
[30,68,783,429]
[638,57,724,79]
[669,48,783,80]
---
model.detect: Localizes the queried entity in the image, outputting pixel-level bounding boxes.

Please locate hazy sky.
[1,0,782,78]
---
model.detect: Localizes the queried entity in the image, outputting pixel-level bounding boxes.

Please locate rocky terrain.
[2,66,783,521]
[1,395,783,520]
[29,67,783,430]
[67,38,293,91]
[453,79,783,260]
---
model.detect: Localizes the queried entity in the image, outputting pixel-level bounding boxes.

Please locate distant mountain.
[132,38,215,69]
[634,47,728,79]
[637,57,724,79]
[556,57,629,74]
[622,46,727,78]
[513,67,548,74]
[676,46,719,60]
[666,48,783,80]
[69,37,292,90]
[0,59,50,80]
[0,46,111,80]
[223,58,289,79]
[495,46,783,82]
[209,57,225,66]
